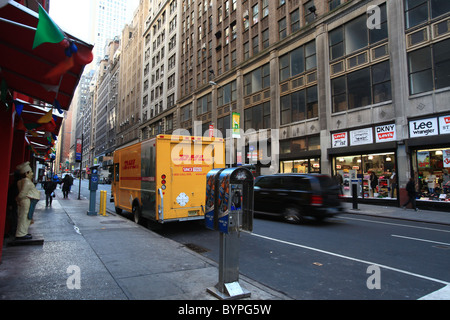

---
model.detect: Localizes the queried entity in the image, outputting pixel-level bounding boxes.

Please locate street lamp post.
[209,81,233,168]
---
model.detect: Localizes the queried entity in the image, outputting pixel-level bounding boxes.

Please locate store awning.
[0,0,93,110]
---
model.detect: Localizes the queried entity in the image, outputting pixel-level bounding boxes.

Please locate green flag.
[32,4,65,49]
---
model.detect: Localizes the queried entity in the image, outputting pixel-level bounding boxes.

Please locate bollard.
[99,190,107,216]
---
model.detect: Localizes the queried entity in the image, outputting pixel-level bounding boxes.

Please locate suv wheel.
[283,206,302,223]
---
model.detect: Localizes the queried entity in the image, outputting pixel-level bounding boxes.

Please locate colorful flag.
[37,109,53,124]
[32,4,65,49]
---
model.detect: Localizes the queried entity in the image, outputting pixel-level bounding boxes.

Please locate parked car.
[253,173,343,222]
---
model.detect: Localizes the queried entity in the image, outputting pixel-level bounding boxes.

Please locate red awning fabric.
[0,0,93,110]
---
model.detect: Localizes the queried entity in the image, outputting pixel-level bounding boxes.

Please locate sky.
[49,0,139,44]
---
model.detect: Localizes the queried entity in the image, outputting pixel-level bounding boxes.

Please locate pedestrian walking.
[402,177,418,211]
[62,174,73,198]
[43,176,58,207]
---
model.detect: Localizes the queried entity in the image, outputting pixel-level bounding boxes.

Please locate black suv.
[254,173,342,222]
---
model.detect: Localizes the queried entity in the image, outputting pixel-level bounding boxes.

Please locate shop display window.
[414,148,450,202]
[280,158,320,173]
[333,152,397,199]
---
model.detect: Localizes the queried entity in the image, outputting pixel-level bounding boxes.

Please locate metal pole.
[78,133,83,200]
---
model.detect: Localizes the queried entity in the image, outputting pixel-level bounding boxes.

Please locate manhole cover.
[184,243,209,253]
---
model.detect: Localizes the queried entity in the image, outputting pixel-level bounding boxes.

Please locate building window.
[244,63,270,96]
[262,29,270,49]
[180,104,192,122]
[244,41,250,60]
[252,35,259,55]
[244,102,271,131]
[263,0,269,18]
[218,80,237,107]
[329,4,387,60]
[197,93,212,116]
[279,17,287,40]
[291,9,300,33]
[252,4,259,24]
[408,38,450,94]
[331,60,392,112]
[304,0,316,24]
[280,85,318,125]
[328,0,341,11]
[405,0,450,29]
[279,40,316,82]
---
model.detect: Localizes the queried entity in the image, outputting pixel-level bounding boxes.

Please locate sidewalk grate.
[184,243,209,254]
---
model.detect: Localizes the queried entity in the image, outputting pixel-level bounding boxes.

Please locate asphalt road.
[73,179,450,300]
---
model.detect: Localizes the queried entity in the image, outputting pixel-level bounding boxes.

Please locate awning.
[0,0,93,110]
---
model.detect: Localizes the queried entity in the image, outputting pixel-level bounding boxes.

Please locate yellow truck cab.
[111,135,225,224]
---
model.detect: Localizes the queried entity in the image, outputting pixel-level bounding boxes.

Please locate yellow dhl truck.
[111,135,225,224]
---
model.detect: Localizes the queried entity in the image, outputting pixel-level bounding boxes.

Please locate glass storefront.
[332,151,397,199]
[280,158,321,173]
[412,148,450,203]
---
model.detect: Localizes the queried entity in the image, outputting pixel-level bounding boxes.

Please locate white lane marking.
[419,284,450,300]
[391,234,450,246]
[250,232,450,286]
[338,216,450,233]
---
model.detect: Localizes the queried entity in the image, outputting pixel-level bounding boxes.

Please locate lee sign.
[409,118,438,138]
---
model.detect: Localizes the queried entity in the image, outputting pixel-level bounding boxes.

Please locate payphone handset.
[89,167,99,191]
[216,167,254,234]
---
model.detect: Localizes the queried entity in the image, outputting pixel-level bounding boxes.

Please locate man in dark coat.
[62,174,73,198]
[402,177,418,211]
[43,176,58,207]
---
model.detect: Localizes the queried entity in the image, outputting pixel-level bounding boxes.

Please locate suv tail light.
[311,195,323,206]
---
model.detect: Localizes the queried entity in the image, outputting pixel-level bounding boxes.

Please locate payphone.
[205,167,254,299]
[87,166,99,216]
[205,167,253,233]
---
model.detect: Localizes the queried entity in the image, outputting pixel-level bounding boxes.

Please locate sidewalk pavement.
[1,187,449,300]
[0,187,290,300]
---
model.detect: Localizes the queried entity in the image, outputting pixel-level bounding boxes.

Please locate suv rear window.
[255,176,282,189]
[316,175,334,189]
[283,176,311,191]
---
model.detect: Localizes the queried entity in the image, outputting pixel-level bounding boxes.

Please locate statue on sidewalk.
[15,161,41,240]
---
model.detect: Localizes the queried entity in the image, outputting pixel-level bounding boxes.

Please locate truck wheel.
[132,202,143,225]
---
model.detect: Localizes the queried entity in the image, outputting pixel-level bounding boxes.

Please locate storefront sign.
[375,124,396,143]
[350,128,373,146]
[409,117,438,138]
[417,151,430,168]
[439,115,450,134]
[332,132,347,148]
[444,149,450,168]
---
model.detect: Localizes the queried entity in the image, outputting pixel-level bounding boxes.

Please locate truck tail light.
[311,195,323,206]
[161,174,166,189]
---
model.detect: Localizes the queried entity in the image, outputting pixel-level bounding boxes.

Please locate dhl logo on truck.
[122,159,138,170]
[173,154,209,162]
